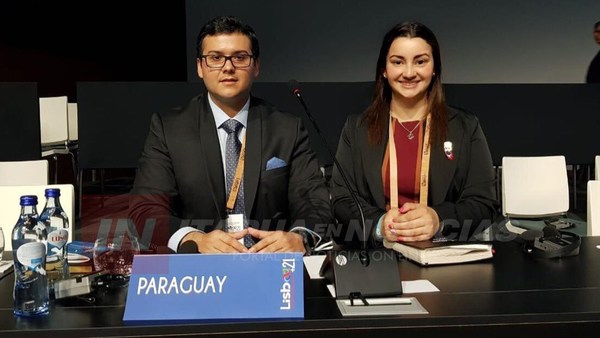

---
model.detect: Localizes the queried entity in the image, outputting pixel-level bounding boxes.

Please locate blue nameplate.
[123,253,304,321]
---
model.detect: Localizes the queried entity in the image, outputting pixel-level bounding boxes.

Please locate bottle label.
[50,216,65,228]
[16,242,47,274]
[48,229,68,250]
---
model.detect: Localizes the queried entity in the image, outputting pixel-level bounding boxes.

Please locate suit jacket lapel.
[362,119,387,210]
[243,97,262,215]
[197,95,227,219]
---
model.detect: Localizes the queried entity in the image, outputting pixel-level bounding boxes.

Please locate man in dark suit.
[586,21,600,83]
[129,16,332,254]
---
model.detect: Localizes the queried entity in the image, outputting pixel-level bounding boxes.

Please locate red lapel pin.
[444,141,454,160]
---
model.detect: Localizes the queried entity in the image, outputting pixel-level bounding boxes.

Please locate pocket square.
[266,157,287,170]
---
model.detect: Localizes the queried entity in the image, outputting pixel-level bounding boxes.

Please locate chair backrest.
[587,180,600,236]
[0,160,48,186]
[502,156,569,218]
[67,102,78,141]
[0,184,74,251]
[39,96,69,146]
[595,156,600,180]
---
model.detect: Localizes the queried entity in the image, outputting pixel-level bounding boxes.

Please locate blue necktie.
[221,119,254,248]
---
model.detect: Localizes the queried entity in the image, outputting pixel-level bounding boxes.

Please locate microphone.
[287,80,369,266]
[288,80,402,300]
[177,241,198,254]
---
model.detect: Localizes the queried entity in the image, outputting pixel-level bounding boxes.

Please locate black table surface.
[1,238,600,337]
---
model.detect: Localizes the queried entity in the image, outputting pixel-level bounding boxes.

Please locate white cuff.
[168,226,199,252]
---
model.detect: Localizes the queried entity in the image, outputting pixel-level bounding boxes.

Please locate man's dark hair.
[595,21,600,30]
[196,16,260,59]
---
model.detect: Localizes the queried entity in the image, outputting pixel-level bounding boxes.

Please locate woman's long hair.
[362,22,448,145]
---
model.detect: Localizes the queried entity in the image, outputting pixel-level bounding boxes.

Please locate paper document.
[327,279,439,298]
[336,297,428,316]
[327,284,336,298]
[402,279,439,293]
[303,255,326,279]
[342,297,412,306]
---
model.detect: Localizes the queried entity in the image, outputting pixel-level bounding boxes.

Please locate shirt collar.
[208,94,250,129]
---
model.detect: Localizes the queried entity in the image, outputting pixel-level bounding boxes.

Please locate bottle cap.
[45,188,61,197]
[20,195,38,206]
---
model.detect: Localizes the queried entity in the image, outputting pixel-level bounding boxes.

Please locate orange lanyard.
[388,113,432,208]
[226,136,247,213]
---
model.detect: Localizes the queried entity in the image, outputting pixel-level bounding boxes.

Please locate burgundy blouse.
[382,119,424,209]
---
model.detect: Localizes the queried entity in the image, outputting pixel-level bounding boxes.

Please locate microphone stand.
[289,83,369,266]
[288,80,402,301]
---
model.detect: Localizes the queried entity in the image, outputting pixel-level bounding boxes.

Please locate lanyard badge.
[225,136,247,246]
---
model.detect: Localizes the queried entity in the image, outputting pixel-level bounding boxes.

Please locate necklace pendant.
[407,132,415,140]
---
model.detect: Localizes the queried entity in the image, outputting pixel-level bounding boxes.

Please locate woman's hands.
[381,203,440,242]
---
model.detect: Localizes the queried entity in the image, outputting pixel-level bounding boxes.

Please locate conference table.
[1,237,600,337]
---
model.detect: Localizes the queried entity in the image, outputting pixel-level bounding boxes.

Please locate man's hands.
[247,228,305,254]
[181,229,248,253]
[180,228,305,254]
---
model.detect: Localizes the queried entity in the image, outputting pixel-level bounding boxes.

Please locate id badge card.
[226,213,245,245]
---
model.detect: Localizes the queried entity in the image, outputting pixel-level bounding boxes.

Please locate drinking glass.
[93,234,140,286]
[0,228,4,262]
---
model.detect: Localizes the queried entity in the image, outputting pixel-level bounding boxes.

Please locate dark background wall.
[2,0,600,98]
[185,0,600,83]
[0,1,187,100]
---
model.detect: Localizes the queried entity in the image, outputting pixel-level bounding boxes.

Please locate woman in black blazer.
[332,22,497,245]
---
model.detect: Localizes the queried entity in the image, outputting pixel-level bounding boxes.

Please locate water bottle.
[12,195,49,317]
[40,188,69,283]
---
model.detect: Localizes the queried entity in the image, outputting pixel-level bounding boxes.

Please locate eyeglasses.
[201,54,254,68]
